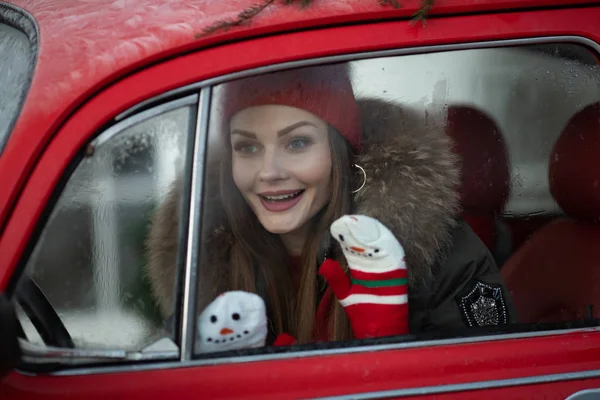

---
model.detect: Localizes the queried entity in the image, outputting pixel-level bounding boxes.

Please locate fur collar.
[354,98,460,286]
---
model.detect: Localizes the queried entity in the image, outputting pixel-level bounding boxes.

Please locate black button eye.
[232,313,240,321]
[210,315,217,323]
[374,249,380,253]
[339,234,344,242]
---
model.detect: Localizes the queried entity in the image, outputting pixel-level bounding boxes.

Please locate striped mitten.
[318,215,409,339]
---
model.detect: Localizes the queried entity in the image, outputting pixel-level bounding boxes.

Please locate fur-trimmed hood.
[354,98,460,286]
[146,97,461,317]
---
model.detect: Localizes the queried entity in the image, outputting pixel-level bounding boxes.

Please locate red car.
[2,0,600,398]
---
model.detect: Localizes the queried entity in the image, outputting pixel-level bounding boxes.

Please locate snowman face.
[196,291,268,353]
[330,215,405,272]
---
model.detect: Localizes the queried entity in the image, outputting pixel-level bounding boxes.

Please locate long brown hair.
[213,125,356,343]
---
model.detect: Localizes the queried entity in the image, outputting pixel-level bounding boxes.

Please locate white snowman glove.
[195,291,268,353]
[319,215,410,339]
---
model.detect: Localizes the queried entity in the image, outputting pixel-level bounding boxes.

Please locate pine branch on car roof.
[283,0,313,6]
[198,0,276,37]
[196,0,434,39]
[379,0,401,8]
[411,0,435,26]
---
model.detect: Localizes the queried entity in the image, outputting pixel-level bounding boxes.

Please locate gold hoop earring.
[352,164,367,194]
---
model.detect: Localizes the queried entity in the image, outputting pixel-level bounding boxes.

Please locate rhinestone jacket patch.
[457,280,508,327]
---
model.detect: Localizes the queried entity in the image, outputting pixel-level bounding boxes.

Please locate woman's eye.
[241,145,258,153]
[287,138,310,150]
[234,143,258,154]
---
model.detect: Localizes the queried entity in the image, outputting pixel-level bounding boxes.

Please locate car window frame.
[83,33,600,370]
[13,34,600,372]
[12,94,201,370]
[180,33,600,364]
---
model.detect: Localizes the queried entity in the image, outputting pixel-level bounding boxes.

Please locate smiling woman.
[146,61,517,353]
[202,64,366,343]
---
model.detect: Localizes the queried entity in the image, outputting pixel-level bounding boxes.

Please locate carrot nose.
[220,328,234,335]
[350,246,365,253]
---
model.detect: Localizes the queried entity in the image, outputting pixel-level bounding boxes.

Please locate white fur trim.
[339,294,408,307]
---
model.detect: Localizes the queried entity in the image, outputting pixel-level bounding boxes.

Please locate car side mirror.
[0,293,21,378]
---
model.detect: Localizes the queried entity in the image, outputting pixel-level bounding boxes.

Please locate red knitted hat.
[220,63,362,151]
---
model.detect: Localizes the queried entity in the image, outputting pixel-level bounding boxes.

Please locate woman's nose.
[258,149,287,182]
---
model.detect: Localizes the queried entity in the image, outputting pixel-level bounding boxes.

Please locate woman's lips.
[258,190,305,212]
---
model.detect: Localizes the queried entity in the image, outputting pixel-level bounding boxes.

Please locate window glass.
[0,22,33,152]
[147,43,600,356]
[17,104,193,352]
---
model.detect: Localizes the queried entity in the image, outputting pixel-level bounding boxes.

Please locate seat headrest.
[446,106,510,214]
[549,102,600,221]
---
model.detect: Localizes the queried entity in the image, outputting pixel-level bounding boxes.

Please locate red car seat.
[446,105,511,262]
[501,102,600,323]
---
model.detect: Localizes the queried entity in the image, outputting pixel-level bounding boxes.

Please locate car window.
[16,100,195,355]
[143,41,600,358]
[0,21,35,154]
[22,40,597,363]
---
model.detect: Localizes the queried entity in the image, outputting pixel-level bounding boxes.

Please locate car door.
[3,3,600,399]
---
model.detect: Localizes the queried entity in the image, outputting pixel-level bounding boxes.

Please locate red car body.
[2,1,600,398]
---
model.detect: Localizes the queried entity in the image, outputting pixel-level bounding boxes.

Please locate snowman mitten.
[319,215,409,339]
[195,291,268,353]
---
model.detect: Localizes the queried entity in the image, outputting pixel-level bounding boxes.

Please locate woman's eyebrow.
[231,129,256,138]
[278,121,318,137]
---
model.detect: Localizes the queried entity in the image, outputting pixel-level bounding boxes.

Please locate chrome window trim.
[566,389,600,400]
[29,35,600,397]
[91,94,198,148]
[53,325,600,376]
[179,87,211,361]
[314,369,600,399]
[116,35,600,121]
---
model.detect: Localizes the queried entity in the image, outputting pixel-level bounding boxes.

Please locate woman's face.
[230,105,332,235]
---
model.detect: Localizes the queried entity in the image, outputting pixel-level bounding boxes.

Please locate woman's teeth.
[261,190,304,202]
